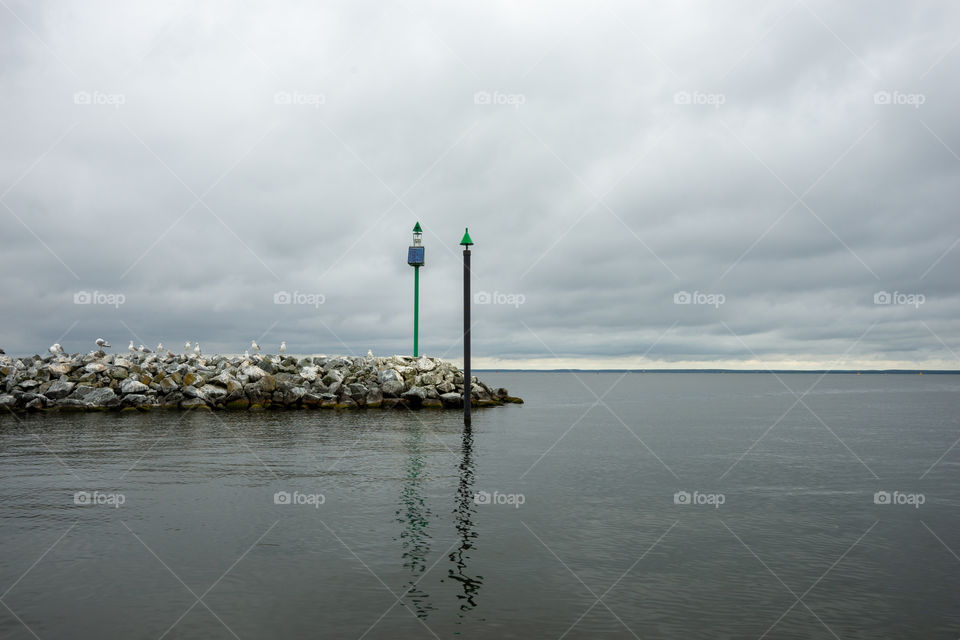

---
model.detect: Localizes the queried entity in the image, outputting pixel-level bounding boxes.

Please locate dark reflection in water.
[395,423,434,618]
[448,424,482,617]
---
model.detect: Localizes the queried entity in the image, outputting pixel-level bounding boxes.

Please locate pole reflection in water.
[448,423,482,616]
[396,424,434,619]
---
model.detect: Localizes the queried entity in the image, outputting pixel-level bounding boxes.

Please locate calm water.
[1,372,959,639]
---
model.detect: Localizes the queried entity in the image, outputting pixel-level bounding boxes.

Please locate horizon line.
[474,368,960,374]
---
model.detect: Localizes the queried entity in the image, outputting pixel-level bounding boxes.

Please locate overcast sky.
[1,1,958,369]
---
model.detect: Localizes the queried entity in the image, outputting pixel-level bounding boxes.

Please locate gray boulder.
[366,388,383,407]
[121,393,151,407]
[402,386,426,405]
[199,384,227,400]
[440,392,462,408]
[322,369,343,386]
[85,387,118,406]
[45,380,75,400]
[347,383,367,398]
[378,369,402,384]
[159,377,179,393]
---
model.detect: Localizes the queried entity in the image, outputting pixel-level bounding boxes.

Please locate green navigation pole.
[407,222,425,357]
[414,266,419,356]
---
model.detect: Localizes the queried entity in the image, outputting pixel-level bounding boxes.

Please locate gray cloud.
[1,0,958,368]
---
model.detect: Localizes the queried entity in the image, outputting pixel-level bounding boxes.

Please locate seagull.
[139,344,152,354]
[128,340,136,354]
[156,343,163,354]
[367,349,374,358]
[194,342,201,356]
[49,343,64,356]
[184,341,191,353]
[244,350,250,359]
[279,341,286,355]
[251,339,260,353]
[95,338,111,349]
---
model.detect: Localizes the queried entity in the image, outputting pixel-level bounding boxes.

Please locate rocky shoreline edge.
[0,352,522,412]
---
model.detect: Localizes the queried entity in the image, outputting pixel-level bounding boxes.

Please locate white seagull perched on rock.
[184,341,191,353]
[128,340,136,354]
[194,342,201,356]
[156,343,163,354]
[251,339,261,353]
[49,343,64,356]
[95,338,111,350]
[139,344,152,354]
[279,341,286,355]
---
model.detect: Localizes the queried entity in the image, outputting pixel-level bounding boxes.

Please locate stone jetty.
[0,351,522,412]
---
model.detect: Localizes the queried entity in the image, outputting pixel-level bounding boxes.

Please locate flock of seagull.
[0,339,290,359]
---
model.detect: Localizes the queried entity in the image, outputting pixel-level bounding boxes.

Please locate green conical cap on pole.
[460,228,473,246]
[413,221,422,233]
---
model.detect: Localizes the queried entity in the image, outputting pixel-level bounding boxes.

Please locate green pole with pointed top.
[460,227,473,424]
[408,222,425,357]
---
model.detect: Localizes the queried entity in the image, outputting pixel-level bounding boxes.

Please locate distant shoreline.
[476,369,960,374]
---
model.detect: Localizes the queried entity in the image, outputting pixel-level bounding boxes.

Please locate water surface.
[1,372,958,638]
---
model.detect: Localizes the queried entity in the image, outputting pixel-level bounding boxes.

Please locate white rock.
[120,379,150,394]
[416,357,437,372]
[241,366,267,381]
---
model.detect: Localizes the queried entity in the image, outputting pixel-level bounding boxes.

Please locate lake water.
[1,372,958,639]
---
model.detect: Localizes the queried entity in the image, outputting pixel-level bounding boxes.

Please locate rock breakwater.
[0,352,522,412]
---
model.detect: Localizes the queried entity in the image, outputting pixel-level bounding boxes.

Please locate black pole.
[463,245,471,425]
